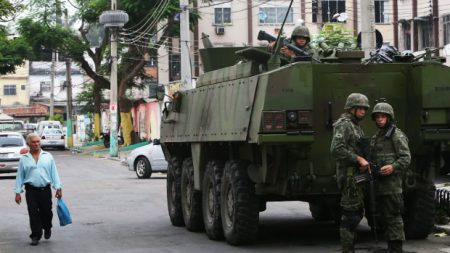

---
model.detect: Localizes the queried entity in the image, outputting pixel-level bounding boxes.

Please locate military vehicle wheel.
[221,160,259,245]
[202,160,225,240]
[403,184,436,239]
[181,158,204,231]
[167,157,184,227]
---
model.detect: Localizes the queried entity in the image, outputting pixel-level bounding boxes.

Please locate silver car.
[40,128,65,150]
[126,142,167,179]
[0,132,28,174]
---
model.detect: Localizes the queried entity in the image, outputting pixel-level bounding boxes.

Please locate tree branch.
[78,21,96,61]
[76,56,110,90]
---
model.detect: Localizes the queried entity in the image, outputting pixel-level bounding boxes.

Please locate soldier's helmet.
[344,93,370,110]
[371,102,395,120]
[291,26,311,42]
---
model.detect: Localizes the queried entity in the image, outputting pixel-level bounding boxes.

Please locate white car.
[126,142,167,179]
[0,132,28,174]
[41,129,65,150]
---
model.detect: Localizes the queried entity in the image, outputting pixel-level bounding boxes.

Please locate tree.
[0,0,31,75]
[18,0,198,145]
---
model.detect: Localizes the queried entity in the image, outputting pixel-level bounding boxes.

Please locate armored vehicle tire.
[202,160,225,240]
[167,157,185,227]
[220,160,259,245]
[181,158,204,231]
[135,157,152,179]
[403,184,436,239]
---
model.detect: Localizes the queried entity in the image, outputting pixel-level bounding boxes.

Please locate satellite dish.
[337,13,348,22]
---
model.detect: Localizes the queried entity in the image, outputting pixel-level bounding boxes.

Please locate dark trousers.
[25,184,53,240]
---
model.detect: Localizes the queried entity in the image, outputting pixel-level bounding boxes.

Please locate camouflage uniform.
[370,103,411,253]
[330,93,370,253]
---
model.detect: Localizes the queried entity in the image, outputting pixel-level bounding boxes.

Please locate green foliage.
[17,18,87,60]
[0,0,31,75]
[77,82,103,114]
[310,23,357,50]
[49,114,64,124]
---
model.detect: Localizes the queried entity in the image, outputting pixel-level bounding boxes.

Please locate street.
[0,151,449,253]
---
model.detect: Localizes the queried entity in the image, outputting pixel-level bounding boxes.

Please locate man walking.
[14,133,62,246]
[330,93,370,253]
[370,102,410,253]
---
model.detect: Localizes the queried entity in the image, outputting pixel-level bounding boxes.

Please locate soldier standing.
[370,102,411,253]
[330,93,370,253]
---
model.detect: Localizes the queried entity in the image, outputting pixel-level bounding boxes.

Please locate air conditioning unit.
[215,26,225,35]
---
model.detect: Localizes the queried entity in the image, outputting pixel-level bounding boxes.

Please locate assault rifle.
[356,137,380,243]
[257,30,310,57]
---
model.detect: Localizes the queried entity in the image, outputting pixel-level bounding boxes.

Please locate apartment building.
[157,0,450,84]
[0,61,30,107]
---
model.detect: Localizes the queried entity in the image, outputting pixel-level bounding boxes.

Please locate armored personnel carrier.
[160,34,449,245]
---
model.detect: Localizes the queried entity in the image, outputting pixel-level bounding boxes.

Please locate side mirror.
[153,139,160,145]
[149,84,165,101]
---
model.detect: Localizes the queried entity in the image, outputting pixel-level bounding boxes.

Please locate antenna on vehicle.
[268,0,294,69]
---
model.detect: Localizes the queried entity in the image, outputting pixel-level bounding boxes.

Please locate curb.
[434,225,450,235]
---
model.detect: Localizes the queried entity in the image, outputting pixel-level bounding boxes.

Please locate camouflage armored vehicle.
[160,37,449,245]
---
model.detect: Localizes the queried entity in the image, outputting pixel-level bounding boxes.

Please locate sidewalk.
[75,140,149,164]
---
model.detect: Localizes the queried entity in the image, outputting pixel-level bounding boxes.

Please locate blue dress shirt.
[14,150,62,194]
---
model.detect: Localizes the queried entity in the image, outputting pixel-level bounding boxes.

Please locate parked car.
[36,121,63,136]
[0,132,28,174]
[40,128,65,150]
[126,140,167,179]
[0,120,27,136]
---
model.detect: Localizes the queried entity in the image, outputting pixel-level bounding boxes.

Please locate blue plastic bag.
[57,198,72,226]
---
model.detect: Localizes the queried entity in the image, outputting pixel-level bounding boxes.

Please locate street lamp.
[99,6,128,157]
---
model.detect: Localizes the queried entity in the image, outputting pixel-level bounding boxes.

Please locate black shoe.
[44,229,51,240]
[30,238,39,246]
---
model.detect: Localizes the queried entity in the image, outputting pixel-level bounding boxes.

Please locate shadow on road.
[251,216,375,251]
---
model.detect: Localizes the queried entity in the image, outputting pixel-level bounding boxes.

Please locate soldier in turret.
[370,102,410,253]
[281,26,312,58]
[268,26,313,58]
[330,93,370,253]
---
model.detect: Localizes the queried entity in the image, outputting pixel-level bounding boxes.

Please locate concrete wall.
[0,62,30,107]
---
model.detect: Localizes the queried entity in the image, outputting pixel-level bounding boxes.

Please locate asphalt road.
[0,151,449,253]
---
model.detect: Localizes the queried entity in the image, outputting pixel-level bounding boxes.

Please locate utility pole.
[50,51,55,118]
[109,0,119,157]
[360,0,376,58]
[180,0,192,90]
[65,10,73,149]
[50,0,62,119]
[99,0,128,157]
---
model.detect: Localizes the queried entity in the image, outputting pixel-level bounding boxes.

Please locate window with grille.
[444,15,450,45]
[258,7,293,25]
[419,19,433,49]
[40,81,51,92]
[4,85,16,96]
[375,0,386,23]
[321,0,345,23]
[214,7,231,25]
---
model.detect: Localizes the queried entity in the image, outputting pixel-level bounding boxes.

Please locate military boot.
[387,240,403,253]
